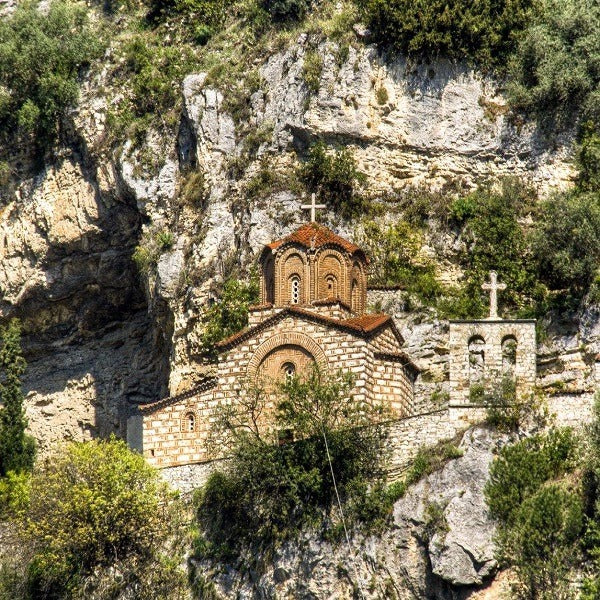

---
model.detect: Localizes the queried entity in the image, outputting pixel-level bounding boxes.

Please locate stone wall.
[138,385,217,468]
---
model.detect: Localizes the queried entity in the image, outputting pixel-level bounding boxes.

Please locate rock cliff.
[0,8,597,596]
[0,28,595,452]
[191,426,512,599]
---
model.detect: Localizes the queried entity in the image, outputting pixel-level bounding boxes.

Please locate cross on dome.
[481,271,507,320]
[301,193,326,222]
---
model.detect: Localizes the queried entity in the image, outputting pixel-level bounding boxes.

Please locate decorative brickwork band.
[246,332,329,379]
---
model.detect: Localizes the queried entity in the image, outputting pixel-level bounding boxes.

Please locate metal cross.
[481,271,506,320]
[301,193,326,222]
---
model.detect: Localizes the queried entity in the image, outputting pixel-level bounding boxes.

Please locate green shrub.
[531,189,600,297]
[0,0,101,148]
[485,428,577,524]
[578,126,600,192]
[485,427,583,598]
[358,0,536,67]
[451,180,538,317]
[507,0,600,130]
[261,0,311,22]
[18,437,186,599]
[0,320,35,477]
[0,471,30,521]
[132,227,177,271]
[469,375,529,431]
[200,276,259,355]
[501,483,583,600]
[357,220,443,303]
[156,230,175,250]
[195,367,390,552]
[299,141,366,218]
[180,168,209,207]
[148,0,232,25]
[108,34,195,143]
[302,49,324,94]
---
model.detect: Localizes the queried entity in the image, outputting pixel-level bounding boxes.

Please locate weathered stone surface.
[395,428,503,587]
[191,426,508,599]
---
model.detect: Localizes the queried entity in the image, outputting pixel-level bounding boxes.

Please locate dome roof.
[265,223,364,258]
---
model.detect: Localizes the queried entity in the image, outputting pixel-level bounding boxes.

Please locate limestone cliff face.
[0,33,595,450]
[191,427,512,599]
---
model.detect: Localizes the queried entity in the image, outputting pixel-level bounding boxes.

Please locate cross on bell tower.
[481,271,507,320]
[301,193,326,222]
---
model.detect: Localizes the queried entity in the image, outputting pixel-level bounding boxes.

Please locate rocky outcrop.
[191,426,510,599]
[0,149,169,450]
[0,21,595,455]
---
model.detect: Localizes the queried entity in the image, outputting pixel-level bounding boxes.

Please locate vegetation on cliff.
[0,438,186,600]
[0,320,35,478]
[485,396,600,599]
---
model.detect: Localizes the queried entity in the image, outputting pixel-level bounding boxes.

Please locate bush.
[15,437,186,599]
[485,428,578,524]
[451,180,538,317]
[0,0,101,147]
[358,0,536,68]
[507,0,600,130]
[302,49,323,94]
[195,367,390,553]
[531,189,600,297]
[0,471,30,521]
[486,428,583,599]
[148,0,232,25]
[200,276,259,355]
[299,141,366,219]
[261,0,310,22]
[357,220,443,303]
[501,483,583,600]
[469,375,532,431]
[0,319,36,477]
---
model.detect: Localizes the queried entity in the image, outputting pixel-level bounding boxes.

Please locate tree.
[0,0,101,147]
[299,141,366,219]
[195,366,391,554]
[200,276,259,356]
[531,190,600,297]
[8,437,187,600]
[0,319,35,477]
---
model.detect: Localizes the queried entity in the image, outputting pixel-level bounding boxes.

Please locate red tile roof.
[215,306,403,351]
[266,223,363,257]
[136,377,218,414]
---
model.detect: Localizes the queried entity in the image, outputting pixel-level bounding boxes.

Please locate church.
[127,214,420,469]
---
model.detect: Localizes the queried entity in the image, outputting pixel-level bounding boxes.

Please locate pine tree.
[0,319,35,476]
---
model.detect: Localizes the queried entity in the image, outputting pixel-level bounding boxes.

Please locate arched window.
[281,362,296,381]
[183,412,196,433]
[326,275,337,298]
[468,336,485,383]
[351,279,361,312]
[502,336,517,376]
[290,275,300,304]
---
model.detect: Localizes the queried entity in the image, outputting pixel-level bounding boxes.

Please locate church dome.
[259,223,368,314]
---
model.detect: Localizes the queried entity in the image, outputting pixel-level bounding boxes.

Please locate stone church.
[128,219,420,469]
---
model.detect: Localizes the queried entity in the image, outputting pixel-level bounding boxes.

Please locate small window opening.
[184,412,196,433]
[282,362,296,381]
[290,276,300,304]
[326,275,337,298]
